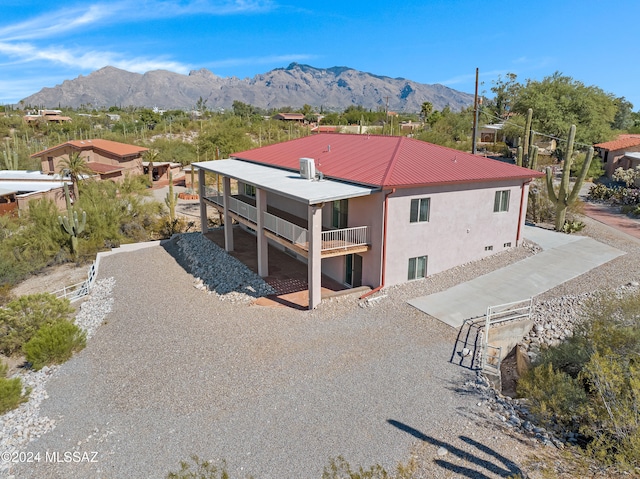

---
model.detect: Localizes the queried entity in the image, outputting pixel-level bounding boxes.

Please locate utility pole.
[472,67,479,155]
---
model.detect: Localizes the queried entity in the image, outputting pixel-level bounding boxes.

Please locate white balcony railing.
[264,211,308,245]
[205,195,368,252]
[321,226,369,251]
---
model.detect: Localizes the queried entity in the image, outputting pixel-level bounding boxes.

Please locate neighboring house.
[143,161,183,183]
[194,133,543,309]
[32,139,148,182]
[0,170,71,215]
[594,136,640,178]
[311,125,339,134]
[480,124,505,143]
[621,152,640,187]
[23,109,72,124]
[272,113,306,122]
[400,121,423,132]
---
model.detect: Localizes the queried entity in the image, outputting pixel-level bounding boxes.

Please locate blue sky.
[1,0,639,110]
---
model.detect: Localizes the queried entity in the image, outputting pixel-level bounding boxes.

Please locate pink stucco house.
[194,134,544,309]
[594,136,640,178]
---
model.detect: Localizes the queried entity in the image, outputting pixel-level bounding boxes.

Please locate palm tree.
[143,149,159,184]
[59,151,91,200]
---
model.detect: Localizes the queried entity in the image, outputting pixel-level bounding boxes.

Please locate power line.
[479,108,595,149]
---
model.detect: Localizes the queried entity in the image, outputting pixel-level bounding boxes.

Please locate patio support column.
[256,187,268,277]
[222,176,234,252]
[198,168,208,234]
[308,203,323,310]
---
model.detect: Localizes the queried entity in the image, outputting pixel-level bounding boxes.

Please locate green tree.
[487,73,520,118]
[232,101,254,121]
[197,118,254,159]
[144,149,159,183]
[420,101,433,122]
[513,72,617,144]
[612,96,634,130]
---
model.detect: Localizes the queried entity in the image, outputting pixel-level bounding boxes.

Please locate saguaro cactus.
[545,124,594,231]
[59,211,86,257]
[58,183,86,257]
[2,143,19,170]
[165,172,177,221]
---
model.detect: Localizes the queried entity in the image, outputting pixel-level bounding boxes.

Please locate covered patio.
[194,159,378,309]
[204,227,367,309]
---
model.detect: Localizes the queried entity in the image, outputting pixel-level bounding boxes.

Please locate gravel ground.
[7,214,640,479]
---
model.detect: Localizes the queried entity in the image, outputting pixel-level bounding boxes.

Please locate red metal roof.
[86,162,125,174]
[31,139,148,159]
[594,137,640,151]
[232,134,544,188]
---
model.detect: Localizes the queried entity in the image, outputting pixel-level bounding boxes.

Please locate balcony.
[204,194,369,257]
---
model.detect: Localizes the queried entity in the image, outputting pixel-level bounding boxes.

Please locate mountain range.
[20,63,474,112]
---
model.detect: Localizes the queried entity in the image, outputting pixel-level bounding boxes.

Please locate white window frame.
[410,197,430,223]
[408,255,428,280]
[494,190,510,212]
[244,183,256,198]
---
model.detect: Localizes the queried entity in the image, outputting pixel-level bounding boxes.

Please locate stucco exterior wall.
[384,180,527,287]
[313,193,384,287]
[16,187,67,211]
[38,147,143,178]
[603,146,640,177]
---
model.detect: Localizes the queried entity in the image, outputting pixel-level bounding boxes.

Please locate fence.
[481,298,532,373]
[321,226,368,251]
[53,262,97,303]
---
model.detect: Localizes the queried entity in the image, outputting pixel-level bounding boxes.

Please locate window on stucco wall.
[410,197,430,222]
[244,184,256,197]
[493,190,510,212]
[408,255,427,280]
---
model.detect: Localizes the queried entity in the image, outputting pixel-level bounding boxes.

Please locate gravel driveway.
[10,239,524,479]
[13,212,640,479]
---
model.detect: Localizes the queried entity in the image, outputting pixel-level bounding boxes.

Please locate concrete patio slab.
[408,226,625,328]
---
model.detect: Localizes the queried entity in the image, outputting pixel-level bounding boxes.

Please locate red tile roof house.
[32,139,148,182]
[594,136,640,178]
[194,134,544,309]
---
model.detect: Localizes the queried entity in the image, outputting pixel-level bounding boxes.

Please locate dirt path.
[10,263,90,297]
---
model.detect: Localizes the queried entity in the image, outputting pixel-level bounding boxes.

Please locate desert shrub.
[579,352,640,468]
[484,141,509,156]
[154,216,196,239]
[166,456,231,479]
[0,376,30,414]
[517,292,640,469]
[588,183,615,201]
[23,320,86,370]
[323,456,391,479]
[526,181,555,223]
[571,153,604,180]
[612,166,640,187]
[0,293,74,355]
[609,187,640,206]
[0,283,14,306]
[562,220,585,234]
[517,363,587,429]
[0,360,7,378]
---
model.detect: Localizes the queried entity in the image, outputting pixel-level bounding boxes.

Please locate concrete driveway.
[408,225,625,328]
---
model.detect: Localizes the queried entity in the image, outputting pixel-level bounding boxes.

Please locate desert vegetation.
[517,292,640,470]
[0,293,83,413]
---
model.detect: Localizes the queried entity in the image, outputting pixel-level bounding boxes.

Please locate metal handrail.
[53,262,96,303]
[321,226,368,251]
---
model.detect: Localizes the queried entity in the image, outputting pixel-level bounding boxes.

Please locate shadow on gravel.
[387,419,523,478]
[450,319,484,370]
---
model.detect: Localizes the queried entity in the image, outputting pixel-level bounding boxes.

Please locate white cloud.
[0,41,191,73]
[0,0,275,42]
[0,1,278,76]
